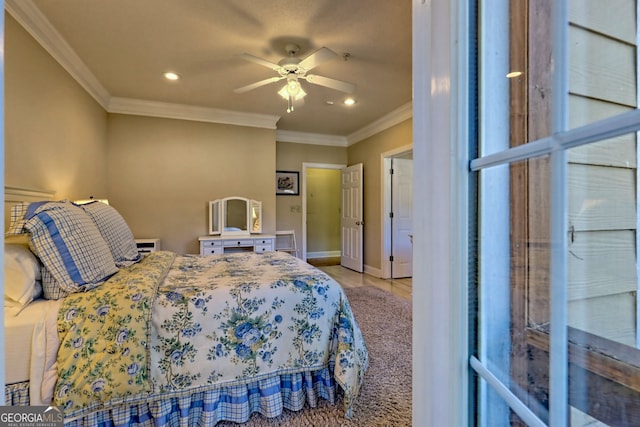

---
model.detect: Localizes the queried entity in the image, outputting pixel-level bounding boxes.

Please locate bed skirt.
[7,365,338,426]
[5,381,30,406]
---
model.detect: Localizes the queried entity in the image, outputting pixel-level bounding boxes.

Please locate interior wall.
[275,141,347,255]
[107,113,276,254]
[5,13,108,200]
[6,10,411,265]
[306,168,341,255]
[347,118,413,272]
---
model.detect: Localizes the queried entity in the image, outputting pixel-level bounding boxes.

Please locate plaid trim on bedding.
[63,366,337,427]
[5,382,30,406]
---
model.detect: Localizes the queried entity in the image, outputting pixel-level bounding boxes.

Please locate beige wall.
[107,114,276,254]
[348,119,412,271]
[5,14,277,255]
[5,13,108,200]
[6,11,413,266]
[306,168,341,254]
[275,141,347,257]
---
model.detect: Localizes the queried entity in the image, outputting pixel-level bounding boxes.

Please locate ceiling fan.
[234,43,356,113]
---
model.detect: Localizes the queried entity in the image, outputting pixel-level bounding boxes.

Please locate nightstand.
[135,238,161,254]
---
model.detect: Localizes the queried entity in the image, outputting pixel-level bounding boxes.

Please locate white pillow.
[4,243,42,311]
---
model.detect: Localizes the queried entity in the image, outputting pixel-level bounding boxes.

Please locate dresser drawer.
[255,244,273,253]
[224,239,254,247]
[201,240,223,248]
[254,238,273,246]
[201,246,224,255]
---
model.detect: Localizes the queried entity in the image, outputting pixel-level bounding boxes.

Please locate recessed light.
[344,98,356,106]
[164,72,180,81]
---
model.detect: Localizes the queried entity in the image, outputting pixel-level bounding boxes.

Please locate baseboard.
[306,250,341,259]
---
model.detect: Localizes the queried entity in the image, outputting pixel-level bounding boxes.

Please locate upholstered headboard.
[4,186,55,232]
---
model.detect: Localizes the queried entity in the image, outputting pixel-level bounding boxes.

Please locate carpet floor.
[217,285,413,426]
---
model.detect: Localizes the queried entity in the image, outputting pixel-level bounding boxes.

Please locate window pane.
[568,1,638,131]
[476,156,552,425]
[476,1,640,426]
[479,1,554,158]
[566,133,639,426]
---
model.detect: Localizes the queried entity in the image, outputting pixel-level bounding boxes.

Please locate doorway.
[301,162,346,261]
[382,145,414,278]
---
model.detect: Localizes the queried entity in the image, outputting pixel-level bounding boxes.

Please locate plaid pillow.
[24,201,117,300]
[78,201,141,267]
[6,202,48,235]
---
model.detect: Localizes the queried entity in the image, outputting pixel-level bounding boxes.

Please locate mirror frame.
[208,197,262,236]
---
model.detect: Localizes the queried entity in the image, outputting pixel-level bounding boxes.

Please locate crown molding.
[276,102,413,146]
[276,130,348,147]
[7,0,279,130]
[7,0,411,142]
[109,98,280,129]
[347,102,413,145]
[6,0,111,109]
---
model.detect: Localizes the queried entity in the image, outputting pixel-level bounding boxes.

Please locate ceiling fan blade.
[234,76,284,94]
[238,53,282,71]
[304,74,356,93]
[298,47,337,71]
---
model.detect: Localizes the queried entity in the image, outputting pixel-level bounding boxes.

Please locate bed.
[4,188,368,426]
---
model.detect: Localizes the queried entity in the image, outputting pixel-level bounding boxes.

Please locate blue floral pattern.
[55,251,368,419]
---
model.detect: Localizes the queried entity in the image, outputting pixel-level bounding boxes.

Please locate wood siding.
[568,0,637,350]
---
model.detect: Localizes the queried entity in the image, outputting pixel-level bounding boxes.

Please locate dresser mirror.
[209,197,262,236]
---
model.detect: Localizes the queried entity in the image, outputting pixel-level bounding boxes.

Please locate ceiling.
[8,0,413,144]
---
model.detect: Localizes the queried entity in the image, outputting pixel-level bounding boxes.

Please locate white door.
[391,158,413,278]
[341,163,363,272]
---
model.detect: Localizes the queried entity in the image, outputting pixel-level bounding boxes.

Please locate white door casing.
[341,163,363,272]
[382,145,413,279]
[391,157,413,278]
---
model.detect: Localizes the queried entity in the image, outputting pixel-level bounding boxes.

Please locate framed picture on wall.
[276,171,299,195]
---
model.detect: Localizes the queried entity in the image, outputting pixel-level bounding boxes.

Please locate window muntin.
[473,0,640,426]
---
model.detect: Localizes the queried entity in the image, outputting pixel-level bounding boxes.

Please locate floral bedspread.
[55,251,368,419]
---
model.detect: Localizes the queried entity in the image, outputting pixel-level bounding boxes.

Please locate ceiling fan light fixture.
[287,79,301,95]
[278,76,305,99]
[278,76,306,113]
[278,83,306,113]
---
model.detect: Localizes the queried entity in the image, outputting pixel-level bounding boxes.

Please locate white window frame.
[412,0,470,425]
[413,0,640,426]
[469,2,640,427]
